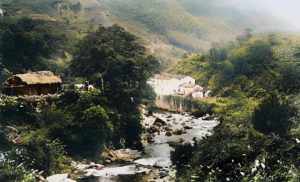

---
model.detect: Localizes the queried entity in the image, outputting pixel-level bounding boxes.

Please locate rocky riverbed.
[72,111,219,182]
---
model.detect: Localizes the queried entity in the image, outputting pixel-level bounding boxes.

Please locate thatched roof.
[13,71,62,85]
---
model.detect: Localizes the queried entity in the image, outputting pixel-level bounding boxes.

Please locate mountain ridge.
[1,0,293,65]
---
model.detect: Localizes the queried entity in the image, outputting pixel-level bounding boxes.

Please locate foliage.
[17,136,71,175]
[0,1,158,180]
[0,63,11,90]
[175,35,300,98]
[252,94,297,136]
[173,35,300,181]
[0,156,36,182]
[0,15,158,181]
[0,96,36,125]
[49,90,115,158]
[0,23,159,178]
[70,25,159,103]
[70,25,159,148]
[0,17,66,72]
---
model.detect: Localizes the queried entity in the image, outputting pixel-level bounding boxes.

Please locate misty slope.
[0,0,111,25]
[99,0,287,63]
[99,0,236,63]
[1,0,289,65]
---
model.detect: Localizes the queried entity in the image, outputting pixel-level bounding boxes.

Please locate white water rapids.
[83,112,219,182]
[81,75,219,182]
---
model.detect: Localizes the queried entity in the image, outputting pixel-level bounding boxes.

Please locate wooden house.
[3,71,62,96]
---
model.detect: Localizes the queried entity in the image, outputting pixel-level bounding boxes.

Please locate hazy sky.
[232,0,300,29]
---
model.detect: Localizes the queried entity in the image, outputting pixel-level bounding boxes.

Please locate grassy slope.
[1,0,288,66]
[99,0,236,65]
[98,0,288,66]
[0,0,114,71]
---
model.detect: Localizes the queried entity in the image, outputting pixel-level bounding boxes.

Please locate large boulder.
[102,149,142,163]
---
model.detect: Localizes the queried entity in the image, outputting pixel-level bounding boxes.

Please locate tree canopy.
[70,25,160,106]
[0,17,66,73]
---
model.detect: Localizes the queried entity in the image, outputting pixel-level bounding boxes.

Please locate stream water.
[83,111,219,182]
[80,75,219,182]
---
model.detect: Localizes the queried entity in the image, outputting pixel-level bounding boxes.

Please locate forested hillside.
[99,0,289,65]
[1,0,290,65]
[172,33,300,181]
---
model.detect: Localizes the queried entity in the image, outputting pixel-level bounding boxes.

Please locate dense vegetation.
[0,17,67,72]
[0,3,159,181]
[173,34,300,181]
[1,0,300,181]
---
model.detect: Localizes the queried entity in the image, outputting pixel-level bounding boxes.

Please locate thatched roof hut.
[3,71,62,96]
[13,71,62,85]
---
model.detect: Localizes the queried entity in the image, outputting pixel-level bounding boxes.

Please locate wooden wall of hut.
[3,83,61,96]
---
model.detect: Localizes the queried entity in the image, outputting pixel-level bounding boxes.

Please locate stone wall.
[155,95,199,113]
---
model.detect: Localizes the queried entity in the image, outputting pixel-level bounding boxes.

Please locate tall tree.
[70,25,159,147]
[71,25,159,106]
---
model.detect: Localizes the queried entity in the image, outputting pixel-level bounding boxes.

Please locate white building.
[192,91,204,99]
[147,75,196,96]
[148,74,200,96]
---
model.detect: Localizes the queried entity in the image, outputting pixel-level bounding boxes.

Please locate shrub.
[18,132,71,175]
[252,94,297,136]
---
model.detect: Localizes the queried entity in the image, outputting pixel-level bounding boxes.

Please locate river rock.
[153,118,167,127]
[173,129,186,135]
[184,126,193,130]
[179,138,185,143]
[160,170,168,178]
[165,131,172,137]
[202,114,214,120]
[149,126,160,134]
[84,165,150,178]
[102,149,142,163]
[46,174,75,182]
[164,126,173,132]
[147,135,155,143]
[147,110,153,116]
[74,162,105,171]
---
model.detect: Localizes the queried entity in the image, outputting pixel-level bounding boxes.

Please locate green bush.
[0,96,36,125]
[0,159,36,182]
[252,94,297,136]
[18,132,71,175]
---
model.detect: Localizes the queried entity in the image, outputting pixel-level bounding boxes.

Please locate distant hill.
[0,0,293,65]
[98,0,291,65]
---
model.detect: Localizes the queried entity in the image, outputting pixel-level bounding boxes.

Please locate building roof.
[12,71,62,85]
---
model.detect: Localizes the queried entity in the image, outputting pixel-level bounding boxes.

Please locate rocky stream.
[74,111,219,182]
[47,75,220,182]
